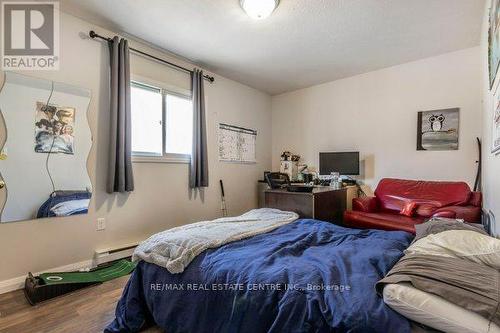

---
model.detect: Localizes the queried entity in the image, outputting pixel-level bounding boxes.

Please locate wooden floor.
[0,276,163,333]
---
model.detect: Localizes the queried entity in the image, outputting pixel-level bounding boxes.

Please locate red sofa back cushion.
[374,178,472,214]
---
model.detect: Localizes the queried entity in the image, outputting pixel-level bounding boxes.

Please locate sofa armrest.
[431,205,481,223]
[469,191,482,207]
[352,196,379,213]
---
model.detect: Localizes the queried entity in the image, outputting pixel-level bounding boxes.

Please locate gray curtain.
[189,69,209,188]
[107,36,134,193]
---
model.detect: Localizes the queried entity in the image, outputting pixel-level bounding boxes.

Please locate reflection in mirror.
[0,72,92,222]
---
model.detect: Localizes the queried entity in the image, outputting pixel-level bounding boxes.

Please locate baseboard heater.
[94,242,140,266]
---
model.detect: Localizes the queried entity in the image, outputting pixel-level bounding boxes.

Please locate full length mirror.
[0,72,92,223]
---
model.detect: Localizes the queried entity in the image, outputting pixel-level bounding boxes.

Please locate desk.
[264,187,351,223]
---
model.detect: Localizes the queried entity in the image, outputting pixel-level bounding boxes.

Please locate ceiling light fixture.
[240,0,280,20]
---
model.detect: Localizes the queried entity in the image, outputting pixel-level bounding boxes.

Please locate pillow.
[414,217,487,242]
[383,283,500,333]
[50,199,90,216]
[405,230,500,270]
[400,201,417,217]
[415,203,438,217]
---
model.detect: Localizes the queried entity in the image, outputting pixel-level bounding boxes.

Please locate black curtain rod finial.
[88,30,215,83]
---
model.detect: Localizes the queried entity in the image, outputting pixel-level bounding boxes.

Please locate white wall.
[0,12,272,281]
[480,0,500,236]
[272,47,482,194]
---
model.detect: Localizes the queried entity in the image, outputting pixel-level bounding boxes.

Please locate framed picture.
[417,108,459,151]
[492,84,500,154]
[489,0,500,89]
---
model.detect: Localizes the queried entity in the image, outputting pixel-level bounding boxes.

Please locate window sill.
[132,155,190,164]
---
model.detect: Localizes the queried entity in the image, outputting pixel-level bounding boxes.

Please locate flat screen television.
[319,152,360,176]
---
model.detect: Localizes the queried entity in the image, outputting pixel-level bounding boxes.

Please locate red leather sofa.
[343,178,482,234]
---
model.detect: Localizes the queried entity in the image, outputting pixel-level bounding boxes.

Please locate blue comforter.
[106,219,412,333]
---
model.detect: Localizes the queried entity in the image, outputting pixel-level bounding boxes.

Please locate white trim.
[132,155,190,164]
[0,259,94,295]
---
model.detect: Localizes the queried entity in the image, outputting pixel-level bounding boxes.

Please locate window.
[130,82,162,156]
[131,81,193,162]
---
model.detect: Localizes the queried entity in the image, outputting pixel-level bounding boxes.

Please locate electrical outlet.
[97,218,106,231]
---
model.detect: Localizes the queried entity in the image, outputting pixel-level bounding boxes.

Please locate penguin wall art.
[417,108,459,151]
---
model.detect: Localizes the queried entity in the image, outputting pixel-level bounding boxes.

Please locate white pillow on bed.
[383,283,500,333]
[405,230,500,270]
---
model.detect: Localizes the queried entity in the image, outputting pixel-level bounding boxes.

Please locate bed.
[36,191,91,218]
[105,218,413,332]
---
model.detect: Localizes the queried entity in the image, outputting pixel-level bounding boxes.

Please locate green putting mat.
[39,259,137,285]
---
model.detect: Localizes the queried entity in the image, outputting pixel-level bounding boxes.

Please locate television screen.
[319,152,359,175]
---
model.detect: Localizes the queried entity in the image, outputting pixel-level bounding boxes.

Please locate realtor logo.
[2,1,59,70]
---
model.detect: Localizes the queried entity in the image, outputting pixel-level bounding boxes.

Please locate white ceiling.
[61,0,485,95]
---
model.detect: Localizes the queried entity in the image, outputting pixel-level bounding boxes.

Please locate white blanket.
[50,199,90,216]
[133,208,299,274]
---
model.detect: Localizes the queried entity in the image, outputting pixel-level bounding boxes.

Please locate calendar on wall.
[218,123,257,163]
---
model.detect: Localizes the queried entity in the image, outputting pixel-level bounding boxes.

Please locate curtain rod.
[219,123,257,134]
[89,30,215,83]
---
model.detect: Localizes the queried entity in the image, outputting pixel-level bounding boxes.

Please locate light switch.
[97,218,106,231]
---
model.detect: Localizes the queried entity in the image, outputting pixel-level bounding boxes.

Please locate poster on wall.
[416,108,459,151]
[489,0,500,89]
[218,123,257,163]
[34,102,76,155]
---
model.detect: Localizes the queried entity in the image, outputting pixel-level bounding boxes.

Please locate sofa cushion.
[375,178,472,213]
[415,203,438,217]
[400,201,417,217]
[352,196,379,213]
[431,206,482,223]
[344,211,424,234]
